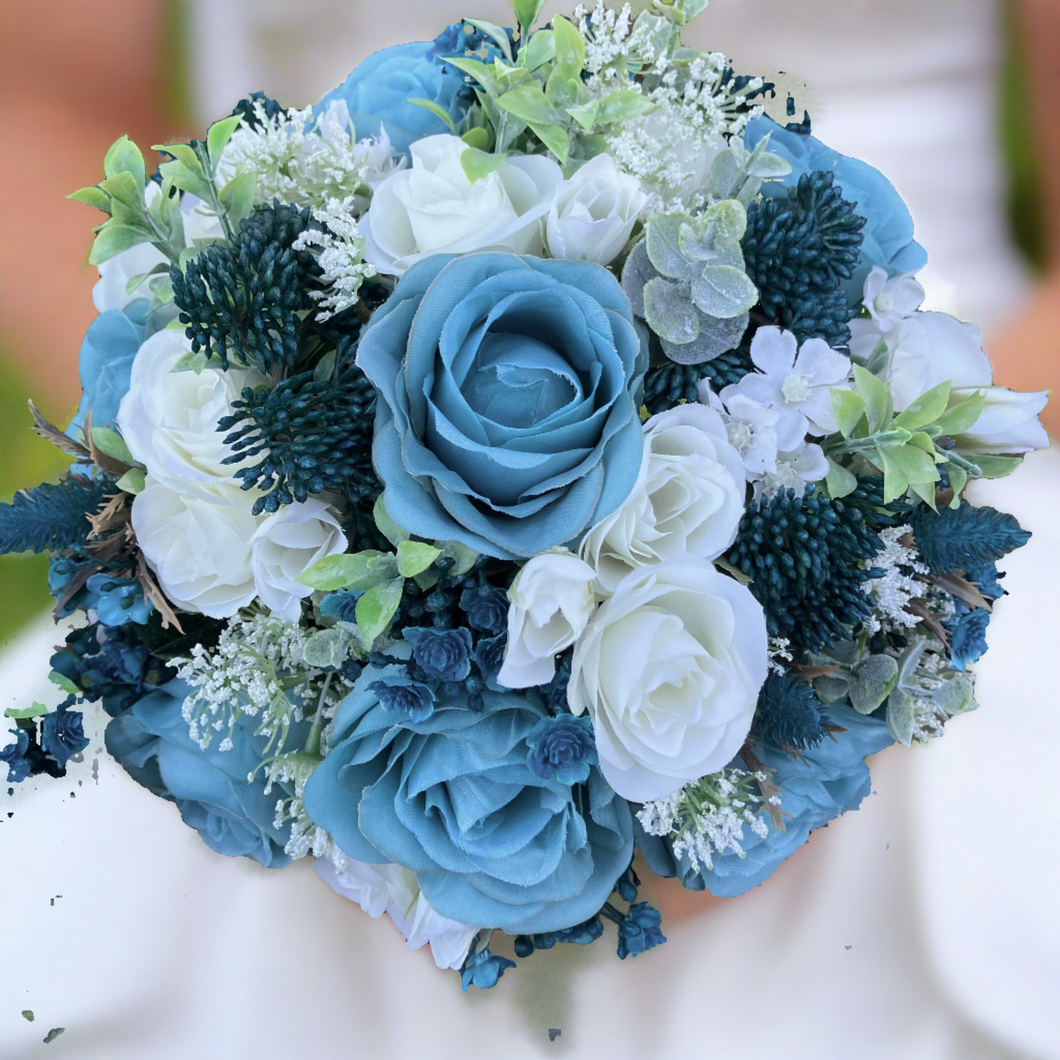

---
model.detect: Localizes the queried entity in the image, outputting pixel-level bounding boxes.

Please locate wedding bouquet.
[1,0,1048,990]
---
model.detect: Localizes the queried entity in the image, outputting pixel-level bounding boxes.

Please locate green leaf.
[594,88,656,126]
[934,391,986,436]
[298,550,397,592]
[513,0,546,34]
[303,627,353,668]
[565,100,600,132]
[356,577,405,648]
[496,83,557,126]
[643,277,699,344]
[461,147,508,184]
[824,458,858,498]
[944,463,968,502]
[103,136,146,187]
[886,686,917,747]
[885,443,939,487]
[116,468,146,495]
[521,27,555,70]
[892,381,951,431]
[99,170,149,211]
[152,142,201,172]
[88,224,153,266]
[373,493,410,546]
[527,121,570,164]
[690,265,758,319]
[157,158,213,201]
[313,349,337,385]
[396,540,442,578]
[49,671,80,695]
[971,454,1024,479]
[445,57,501,96]
[852,365,892,433]
[552,15,586,80]
[91,427,134,465]
[879,451,909,505]
[4,701,50,720]
[68,186,113,212]
[409,97,458,134]
[439,540,479,576]
[463,19,514,63]
[218,171,257,228]
[849,654,899,714]
[206,115,243,162]
[460,126,491,151]
[830,388,866,439]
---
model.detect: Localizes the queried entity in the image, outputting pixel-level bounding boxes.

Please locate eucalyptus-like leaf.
[620,239,652,317]
[935,674,976,716]
[643,277,699,345]
[103,135,146,187]
[303,626,355,669]
[88,223,153,266]
[645,214,697,281]
[206,114,243,163]
[813,673,851,705]
[690,265,758,319]
[849,654,899,714]
[886,686,917,746]
[356,577,405,648]
[661,312,747,365]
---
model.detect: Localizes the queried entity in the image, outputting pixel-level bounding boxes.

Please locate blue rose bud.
[460,948,517,992]
[616,902,666,960]
[525,714,597,785]
[403,627,472,682]
[369,675,437,723]
[41,705,89,768]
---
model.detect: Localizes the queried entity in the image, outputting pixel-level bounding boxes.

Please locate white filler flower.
[580,403,747,595]
[117,329,265,502]
[314,857,479,971]
[568,555,768,803]
[497,548,597,690]
[545,153,648,266]
[363,134,561,275]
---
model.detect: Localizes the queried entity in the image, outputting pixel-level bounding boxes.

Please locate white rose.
[850,311,992,411]
[117,328,266,501]
[314,858,478,970]
[568,555,768,803]
[580,404,747,595]
[363,134,561,276]
[953,386,1050,454]
[497,548,597,690]
[132,479,259,619]
[249,499,348,622]
[545,154,648,266]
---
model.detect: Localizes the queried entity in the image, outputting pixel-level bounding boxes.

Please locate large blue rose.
[302,658,634,934]
[357,252,648,559]
[315,42,469,156]
[69,302,148,434]
[105,680,308,867]
[745,116,927,300]
[638,705,893,897]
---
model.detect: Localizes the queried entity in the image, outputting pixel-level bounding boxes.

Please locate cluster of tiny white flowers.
[636,768,778,874]
[261,753,348,869]
[905,645,974,744]
[222,101,372,211]
[864,525,929,634]
[574,3,637,75]
[293,196,378,321]
[768,636,794,675]
[174,612,348,753]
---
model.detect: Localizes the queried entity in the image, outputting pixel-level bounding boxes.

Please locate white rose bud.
[132,479,258,619]
[117,329,266,502]
[953,386,1050,454]
[315,858,479,971]
[363,134,562,276]
[545,154,648,266]
[580,403,747,595]
[568,555,768,803]
[497,548,597,690]
[249,499,349,622]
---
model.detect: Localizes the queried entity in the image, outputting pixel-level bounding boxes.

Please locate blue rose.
[638,705,893,897]
[302,657,634,934]
[105,680,309,867]
[745,117,927,300]
[315,42,470,156]
[41,704,90,768]
[357,253,648,559]
[69,303,148,435]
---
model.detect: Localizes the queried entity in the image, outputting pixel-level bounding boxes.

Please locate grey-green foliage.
[706,134,792,206]
[814,636,976,747]
[622,200,758,364]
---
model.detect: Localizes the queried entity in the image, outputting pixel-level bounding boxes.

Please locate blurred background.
[0,0,1056,646]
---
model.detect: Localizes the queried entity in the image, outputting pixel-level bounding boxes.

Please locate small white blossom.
[861,266,925,332]
[753,442,829,499]
[863,526,928,634]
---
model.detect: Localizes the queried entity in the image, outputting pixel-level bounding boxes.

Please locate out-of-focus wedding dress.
[2,2,1057,1058]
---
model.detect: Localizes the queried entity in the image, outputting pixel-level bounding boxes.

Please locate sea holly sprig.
[622,200,758,364]
[825,367,987,506]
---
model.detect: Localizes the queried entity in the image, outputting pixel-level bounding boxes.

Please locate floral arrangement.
[1,0,1049,990]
